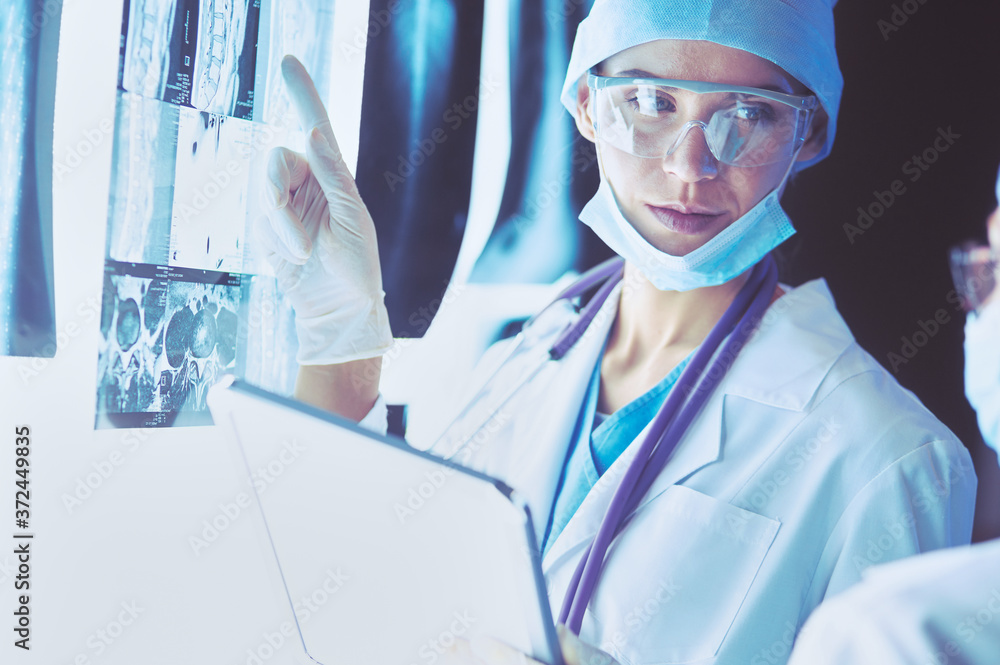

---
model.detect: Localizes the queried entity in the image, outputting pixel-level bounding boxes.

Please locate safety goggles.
[949,242,998,312]
[587,73,819,167]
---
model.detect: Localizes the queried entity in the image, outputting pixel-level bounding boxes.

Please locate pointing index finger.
[281,55,339,152]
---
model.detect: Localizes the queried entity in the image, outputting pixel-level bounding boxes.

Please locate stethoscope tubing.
[559,256,779,633]
[424,254,780,636]
[550,259,625,361]
[431,258,626,461]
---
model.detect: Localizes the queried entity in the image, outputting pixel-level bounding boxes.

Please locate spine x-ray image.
[120,0,259,120]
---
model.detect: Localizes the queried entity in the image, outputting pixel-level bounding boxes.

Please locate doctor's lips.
[646,202,725,235]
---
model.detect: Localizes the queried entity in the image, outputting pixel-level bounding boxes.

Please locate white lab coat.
[393,278,977,665]
[786,538,1000,664]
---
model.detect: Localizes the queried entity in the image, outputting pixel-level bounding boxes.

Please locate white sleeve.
[788,547,997,665]
[803,437,976,605]
[357,393,389,436]
[788,592,901,665]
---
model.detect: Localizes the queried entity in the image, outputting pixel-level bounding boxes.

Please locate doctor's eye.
[731,100,779,126]
[625,87,674,117]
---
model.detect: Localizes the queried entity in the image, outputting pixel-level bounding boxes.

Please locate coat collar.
[539,277,853,414]
[535,277,854,411]
[718,279,854,412]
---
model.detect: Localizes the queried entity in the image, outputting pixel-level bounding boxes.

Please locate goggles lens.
[949,241,998,312]
[589,75,817,167]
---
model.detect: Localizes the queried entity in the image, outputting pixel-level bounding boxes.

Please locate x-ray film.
[96,0,332,428]
[96,261,245,428]
[105,92,178,266]
[120,0,260,120]
[1,0,59,357]
[169,107,253,272]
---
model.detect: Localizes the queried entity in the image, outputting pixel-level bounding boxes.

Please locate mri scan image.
[95,263,245,428]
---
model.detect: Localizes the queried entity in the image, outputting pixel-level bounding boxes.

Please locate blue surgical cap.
[561,0,843,170]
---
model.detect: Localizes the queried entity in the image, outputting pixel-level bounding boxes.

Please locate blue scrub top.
[542,352,691,554]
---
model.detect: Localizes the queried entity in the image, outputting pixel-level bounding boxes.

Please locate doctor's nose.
[661,123,719,183]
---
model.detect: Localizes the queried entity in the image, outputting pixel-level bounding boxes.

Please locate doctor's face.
[574,40,825,257]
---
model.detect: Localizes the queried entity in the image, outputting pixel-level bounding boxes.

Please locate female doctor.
[256,0,977,663]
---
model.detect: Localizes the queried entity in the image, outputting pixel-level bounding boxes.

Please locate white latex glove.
[255,55,393,365]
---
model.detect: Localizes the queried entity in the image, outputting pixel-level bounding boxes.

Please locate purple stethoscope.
[434,254,779,636]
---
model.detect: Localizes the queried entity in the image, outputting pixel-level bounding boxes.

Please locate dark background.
[780,0,1000,541]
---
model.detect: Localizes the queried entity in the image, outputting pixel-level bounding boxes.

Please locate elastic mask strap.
[775,138,807,197]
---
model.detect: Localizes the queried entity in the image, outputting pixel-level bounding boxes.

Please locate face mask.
[578,174,796,291]
[964,302,1000,454]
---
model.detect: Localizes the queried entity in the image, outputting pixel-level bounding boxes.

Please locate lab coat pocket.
[589,485,780,665]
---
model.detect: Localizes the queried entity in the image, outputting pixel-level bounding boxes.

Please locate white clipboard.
[207,377,563,665]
